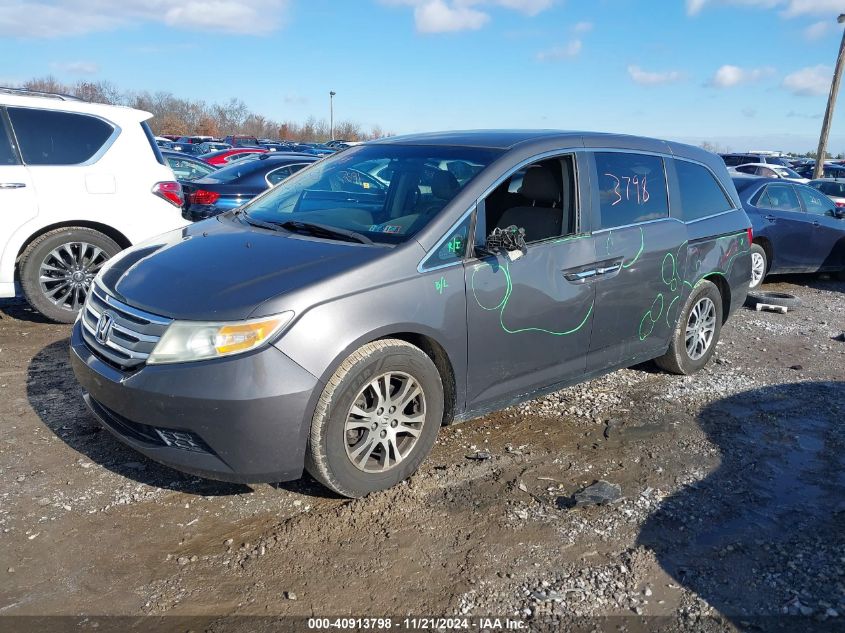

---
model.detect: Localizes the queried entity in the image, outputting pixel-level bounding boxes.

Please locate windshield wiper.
[276,220,373,245]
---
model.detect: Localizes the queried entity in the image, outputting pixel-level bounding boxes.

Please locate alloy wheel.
[38,242,108,312]
[344,371,426,473]
[685,297,717,361]
[750,251,765,288]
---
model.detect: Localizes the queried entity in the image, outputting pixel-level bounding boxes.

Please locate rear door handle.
[0,182,26,189]
[764,215,777,222]
[812,220,821,227]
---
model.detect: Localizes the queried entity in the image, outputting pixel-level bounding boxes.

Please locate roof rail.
[0,86,83,102]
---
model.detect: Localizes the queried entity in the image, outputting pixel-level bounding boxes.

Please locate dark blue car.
[732,176,845,288]
[160,150,217,184]
[182,153,318,221]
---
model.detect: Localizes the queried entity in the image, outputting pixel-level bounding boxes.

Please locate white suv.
[0,87,189,322]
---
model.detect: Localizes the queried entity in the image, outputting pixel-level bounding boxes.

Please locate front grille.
[88,397,212,454]
[81,284,172,369]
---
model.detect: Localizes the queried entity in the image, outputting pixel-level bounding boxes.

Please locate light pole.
[329,91,336,141]
[813,13,845,179]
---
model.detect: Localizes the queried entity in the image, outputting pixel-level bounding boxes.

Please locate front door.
[464,153,597,411]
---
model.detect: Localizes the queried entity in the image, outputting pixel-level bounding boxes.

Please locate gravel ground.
[0,274,843,633]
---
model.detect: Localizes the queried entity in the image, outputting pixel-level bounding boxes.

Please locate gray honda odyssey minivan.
[70,131,752,497]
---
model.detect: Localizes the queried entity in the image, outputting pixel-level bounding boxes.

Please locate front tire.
[19,228,121,323]
[305,339,444,498]
[749,243,767,289]
[655,280,722,376]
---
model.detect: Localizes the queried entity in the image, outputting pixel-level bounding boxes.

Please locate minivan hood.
[99,215,386,321]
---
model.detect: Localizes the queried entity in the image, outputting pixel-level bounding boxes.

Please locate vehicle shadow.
[0,298,53,324]
[637,381,845,631]
[27,338,253,496]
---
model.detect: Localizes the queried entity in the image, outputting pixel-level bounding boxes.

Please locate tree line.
[14,77,389,142]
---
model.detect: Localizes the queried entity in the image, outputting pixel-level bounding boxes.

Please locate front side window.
[479,155,577,244]
[758,184,801,212]
[8,107,114,165]
[243,144,499,245]
[816,181,845,197]
[674,159,733,221]
[594,152,668,230]
[797,186,837,216]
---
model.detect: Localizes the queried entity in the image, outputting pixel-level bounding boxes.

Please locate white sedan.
[729,163,809,183]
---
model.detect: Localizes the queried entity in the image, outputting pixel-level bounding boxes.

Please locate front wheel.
[655,280,722,376]
[305,339,444,498]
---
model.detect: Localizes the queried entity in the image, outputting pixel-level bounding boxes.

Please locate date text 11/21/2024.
[307,617,528,630]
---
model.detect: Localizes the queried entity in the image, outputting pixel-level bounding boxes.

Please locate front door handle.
[812,220,821,227]
[564,269,597,282]
[764,215,777,222]
[0,182,26,189]
[596,263,622,275]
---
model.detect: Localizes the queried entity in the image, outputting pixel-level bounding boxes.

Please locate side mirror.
[485,225,528,261]
[835,208,845,219]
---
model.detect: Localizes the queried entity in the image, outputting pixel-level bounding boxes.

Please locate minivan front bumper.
[69,320,320,483]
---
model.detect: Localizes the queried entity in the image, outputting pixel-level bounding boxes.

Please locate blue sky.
[2,0,845,151]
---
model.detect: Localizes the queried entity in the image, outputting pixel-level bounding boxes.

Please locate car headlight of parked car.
[147,312,293,364]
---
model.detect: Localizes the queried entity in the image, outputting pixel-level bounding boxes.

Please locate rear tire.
[305,339,444,498]
[655,280,722,376]
[749,243,767,289]
[19,227,121,323]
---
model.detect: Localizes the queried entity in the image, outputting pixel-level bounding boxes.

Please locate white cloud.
[536,39,582,61]
[710,64,775,87]
[0,0,290,38]
[383,0,554,33]
[803,20,833,41]
[572,20,593,33]
[688,0,845,17]
[627,65,684,85]
[781,0,845,18]
[51,61,99,75]
[414,0,489,33]
[783,65,832,96]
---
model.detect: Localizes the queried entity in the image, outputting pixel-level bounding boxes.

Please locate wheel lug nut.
[370,422,378,430]
[391,420,398,428]
[380,430,387,439]
[388,406,396,414]
[376,408,384,415]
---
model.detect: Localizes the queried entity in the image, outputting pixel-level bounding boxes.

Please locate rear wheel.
[655,280,722,375]
[749,243,767,289]
[19,227,120,323]
[305,339,444,498]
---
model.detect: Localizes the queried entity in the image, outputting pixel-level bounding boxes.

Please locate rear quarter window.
[673,159,734,222]
[8,107,115,166]
[594,152,669,230]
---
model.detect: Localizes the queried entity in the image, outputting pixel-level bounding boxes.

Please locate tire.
[746,291,802,309]
[19,227,121,323]
[655,280,723,376]
[749,243,767,289]
[305,339,444,498]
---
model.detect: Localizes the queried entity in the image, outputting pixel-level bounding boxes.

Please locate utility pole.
[329,91,336,141]
[813,13,845,179]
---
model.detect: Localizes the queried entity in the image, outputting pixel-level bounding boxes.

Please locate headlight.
[147,312,293,364]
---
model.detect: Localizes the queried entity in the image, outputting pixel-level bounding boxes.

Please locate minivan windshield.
[242,144,500,244]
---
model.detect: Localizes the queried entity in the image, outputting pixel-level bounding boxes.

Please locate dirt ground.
[0,275,843,633]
